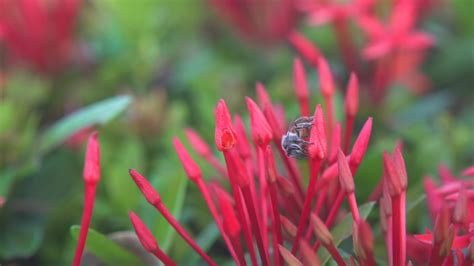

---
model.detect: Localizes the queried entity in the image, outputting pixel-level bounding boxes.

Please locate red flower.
[0,0,82,72]
[209,0,298,45]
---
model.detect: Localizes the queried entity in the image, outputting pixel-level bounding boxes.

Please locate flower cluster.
[0,0,82,73]
[116,54,472,265]
[210,0,435,102]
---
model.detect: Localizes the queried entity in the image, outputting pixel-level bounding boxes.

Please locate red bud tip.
[263,103,284,140]
[246,97,273,146]
[279,244,303,266]
[265,146,278,183]
[216,189,241,237]
[293,57,309,99]
[349,117,372,168]
[256,82,271,108]
[280,215,297,237]
[310,213,333,246]
[234,115,252,158]
[317,56,336,98]
[383,152,403,196]
[344,72,359,117]
[328,122,342,163]
[215,99,237,151]
[392,146,408,189]
[308,105,327,160]
[173,137,202,181]
[129,169,161,205]
[129,211,159,252]
[287,31,320,68]
[300,240,321,266]
[337,149,355,193]
[83,131,100,184]
[353,220,374,260]
[185,129,212,157]
[461,166,474,177]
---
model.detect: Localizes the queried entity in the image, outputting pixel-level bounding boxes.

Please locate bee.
[281,116,314,158]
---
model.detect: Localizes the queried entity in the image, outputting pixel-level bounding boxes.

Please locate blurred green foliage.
[0,0,473,265]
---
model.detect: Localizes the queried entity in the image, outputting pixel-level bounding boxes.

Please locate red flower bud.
[234,115,252,159]
[129,211,159,252]
[337,149,354,193]
[83,131,100,184]
[344,72,359,118]
[256,82,272,109]
[266,146,278,183]
[349,117,372,169]
[287,31,321,68]
[293,57,309,100]
[311,213,333,246]
[317,56,336,98]
[308,105,327,160]
[173,137,202,181]
[185,128,212,158]
[216,189,241,238]
[215,99,237,151]
[246,97,273,146]
[129,169,161,205]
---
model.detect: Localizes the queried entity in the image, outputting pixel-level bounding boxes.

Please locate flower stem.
[268,181,283,266]
[292,159,322,254]
[73,183,97,266]
[153,202,217,266]
[242,185,270,266]
[152,249,177,266]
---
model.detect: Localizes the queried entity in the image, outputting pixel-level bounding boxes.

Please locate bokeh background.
[0,0,473,265]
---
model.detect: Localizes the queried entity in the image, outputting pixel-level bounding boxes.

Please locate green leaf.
[70,225,142,265]
[318,202,376,264]
[39,95,132,154]
[0,212,44,259]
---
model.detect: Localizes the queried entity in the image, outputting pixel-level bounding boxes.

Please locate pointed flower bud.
[317,56,336,98]
[308,105,327,160]
[215,99,237,151]
[216,189,241,238]
[173,137,202,181]
[263,103,284,140]
[293,57,309,100]
[384,148,408,196]
[349,117,372,169]
[83,132,100,184]
[300,240,321,266]
[129,169,161,205]
[288,31,321,68]
[234,115,252,159]
[337,149,354,193]
[185,129,212,158]
[256,82,271,108]
[353,220,375,260]
[246,97,273,146]
[279,244,303,266]
[280,215,297,237]
[344,72,359,118]
[310,213,333,246]
[129,211,159,252]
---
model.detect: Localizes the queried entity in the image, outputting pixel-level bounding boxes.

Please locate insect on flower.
[281,116,315,158]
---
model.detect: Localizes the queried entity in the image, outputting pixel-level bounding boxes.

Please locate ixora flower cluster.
[72,55,474,265]
[210,0,434,102]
